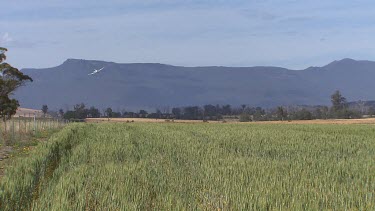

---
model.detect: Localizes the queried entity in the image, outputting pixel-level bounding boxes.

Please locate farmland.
[87,117,375,124]
[1,123,375,210]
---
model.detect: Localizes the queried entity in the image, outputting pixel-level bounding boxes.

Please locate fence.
[0,115,69,146]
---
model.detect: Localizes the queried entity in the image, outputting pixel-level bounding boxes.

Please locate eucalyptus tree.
[0,47,32,121]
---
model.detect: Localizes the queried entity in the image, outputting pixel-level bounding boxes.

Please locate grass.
[1,123,375,210]
[0,128,63,176]
[6,128,63,155]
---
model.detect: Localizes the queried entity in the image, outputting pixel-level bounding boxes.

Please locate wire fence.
[0,115,69,146]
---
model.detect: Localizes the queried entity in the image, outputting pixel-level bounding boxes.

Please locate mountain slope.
[14,58,375,110]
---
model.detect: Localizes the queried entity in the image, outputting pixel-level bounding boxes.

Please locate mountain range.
[14,58,375,111]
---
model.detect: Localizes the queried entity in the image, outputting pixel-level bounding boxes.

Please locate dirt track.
[86,118,375,125]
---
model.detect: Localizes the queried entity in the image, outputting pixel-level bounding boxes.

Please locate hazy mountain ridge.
[14,58,375,110]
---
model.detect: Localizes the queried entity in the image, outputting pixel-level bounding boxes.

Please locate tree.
[204,104,217,117]
[331,90,347,112]
[63,111,76,120]
[368,107,375,116]
[155,109,162,118]
[0,97,19,121]
[241,104,247,111]
[139,110,148,118]
[42,105,48,117]
[88,106,101,118]
[253,107,265,121]
[222,104,232,115]
[172,107,181,119]
[183,106,200,120]
[0,47,32,121]
[58,109,64,118]
[330,90,356,119]
[314,108,323,119]
[321,106,329,119]
[74,103,88,119]
[215,104,222,115]
[291,109,313,120]
[276,106,287,121]
[105,107,113,118]
[139,110,148,115]
[112,112,122,118]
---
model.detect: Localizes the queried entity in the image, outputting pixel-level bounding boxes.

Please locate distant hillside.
[14,58,375,110]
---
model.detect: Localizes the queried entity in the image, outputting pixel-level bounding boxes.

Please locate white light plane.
[88,67,104,75]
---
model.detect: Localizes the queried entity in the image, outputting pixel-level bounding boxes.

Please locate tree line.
[54,90,371,121]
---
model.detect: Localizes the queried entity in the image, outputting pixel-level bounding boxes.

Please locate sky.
[1,0,375,69]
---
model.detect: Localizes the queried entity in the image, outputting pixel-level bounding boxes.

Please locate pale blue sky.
[1,0,375,69]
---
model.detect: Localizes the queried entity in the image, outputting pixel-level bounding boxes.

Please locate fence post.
[3,120,6,145]
[34,114,36,135]
[18,117,21,141]
[0,121,2,146]
[12,119,15,143]
[25,117,27,134]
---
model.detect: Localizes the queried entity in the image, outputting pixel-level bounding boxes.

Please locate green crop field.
[1,123,375,210]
